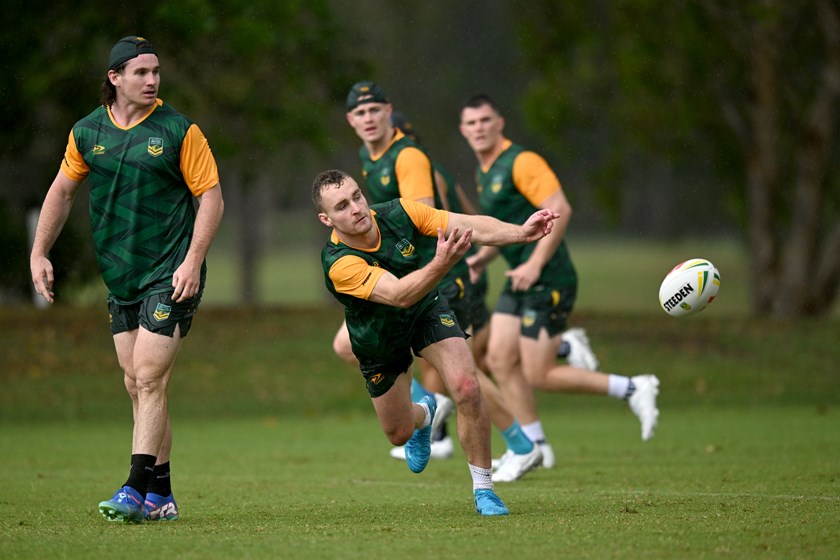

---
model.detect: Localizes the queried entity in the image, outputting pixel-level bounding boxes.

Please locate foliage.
[515,0,840,316]
[0,2,368,301]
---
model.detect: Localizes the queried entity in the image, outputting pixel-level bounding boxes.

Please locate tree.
[0,2,367,303]
[515,0,840,317]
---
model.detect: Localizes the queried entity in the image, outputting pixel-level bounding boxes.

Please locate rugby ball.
[658,259,720,317]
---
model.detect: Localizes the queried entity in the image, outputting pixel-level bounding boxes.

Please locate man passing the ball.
[458,94,660,454]
[29,36,224,523]
[312,169,561,515]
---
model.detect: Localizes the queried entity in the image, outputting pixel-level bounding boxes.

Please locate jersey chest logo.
[396,238,415,258]
[148,137,164,157]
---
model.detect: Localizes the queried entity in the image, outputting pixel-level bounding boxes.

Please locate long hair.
[99,62,126,107]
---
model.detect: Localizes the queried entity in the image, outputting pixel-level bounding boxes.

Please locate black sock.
[146,461,172,496]
[432,422,448,442]
[557,341,571,358]
[124,454,156,498]
[624,380,637,400]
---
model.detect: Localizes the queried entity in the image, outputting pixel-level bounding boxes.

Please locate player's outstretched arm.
[447,209,560,247]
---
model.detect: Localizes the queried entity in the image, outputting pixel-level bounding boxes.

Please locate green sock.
[501,421,534,455]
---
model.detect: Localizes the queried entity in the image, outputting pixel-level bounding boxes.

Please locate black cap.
[346,81,389,111]
[108,36,157,70]
[390,111,415,136]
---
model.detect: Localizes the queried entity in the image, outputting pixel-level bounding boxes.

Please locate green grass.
[1,409,838,559]
[1,305,839,558]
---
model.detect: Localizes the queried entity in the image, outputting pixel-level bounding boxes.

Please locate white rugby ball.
[658,258,720,317]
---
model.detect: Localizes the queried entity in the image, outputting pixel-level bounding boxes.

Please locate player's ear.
[317,212,333,227]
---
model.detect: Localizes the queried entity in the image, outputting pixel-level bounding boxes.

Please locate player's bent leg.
[485,313,540,425]
[420,337,491,469]
[519,331,611,394]
[370,373,421,446]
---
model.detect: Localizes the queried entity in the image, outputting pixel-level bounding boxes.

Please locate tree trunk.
[229,167,262,305]
[776,0,840,316]
[745,7,781,316]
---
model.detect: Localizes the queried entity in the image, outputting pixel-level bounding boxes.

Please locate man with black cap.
[30,36,224,523]
[334,82,458,450]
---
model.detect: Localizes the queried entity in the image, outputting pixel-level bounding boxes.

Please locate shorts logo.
[148,137,164,157]
[380,173,391,186]
[551,290,560,306]
[396,239,415,258]
[370,373,384,384]
[92,145,105,155]
[522,310,537,328]
[440,313,456,327]
[153,303,172,321]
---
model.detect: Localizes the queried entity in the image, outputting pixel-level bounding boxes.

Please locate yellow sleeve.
[394,147,434,201]
[399,199,449,237]
[59,130,89,182]
[329,255,388,300]
[512,151,562,207]
[180,124,220,197]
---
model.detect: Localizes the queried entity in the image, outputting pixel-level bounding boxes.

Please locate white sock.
[418,402,431,429]
[521,421,546,443]
[607,374,630,399]
[469,463,493,490]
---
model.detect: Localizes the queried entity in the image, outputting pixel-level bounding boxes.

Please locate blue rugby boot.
[474,489,510,516]
[404,394,437,473]
[98,486,145,523]
[144,492,180,521]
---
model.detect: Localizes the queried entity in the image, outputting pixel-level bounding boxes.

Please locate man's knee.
[447,370,482,408]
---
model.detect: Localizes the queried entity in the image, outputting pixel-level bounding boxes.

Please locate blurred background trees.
[1,0,837,316]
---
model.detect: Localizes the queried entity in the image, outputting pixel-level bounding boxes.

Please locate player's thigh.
[419,337,476,397]
[519,328,563,380]
[486,313,521,369]
[132,326,183,384]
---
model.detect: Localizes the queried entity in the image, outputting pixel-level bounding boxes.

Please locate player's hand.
[30,255,55,304]
[466,254,485,284]
[521,209,561,242]
[171,261,201,303]
[435,227,473,268]
[505,260,541,292]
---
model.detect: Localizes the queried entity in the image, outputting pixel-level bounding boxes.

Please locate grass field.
[1,302,839,558]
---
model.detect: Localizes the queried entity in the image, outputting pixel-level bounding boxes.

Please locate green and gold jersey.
[358,129,441,273]
[321,198,449,361]
[60,99,219,304]
[476,141,577,287]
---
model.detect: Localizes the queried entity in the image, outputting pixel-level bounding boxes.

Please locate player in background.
[313,169,562,514]
[386,112,543,482]
[459,94,660,471]
[332,81,456,455]
[30,37,224,523]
